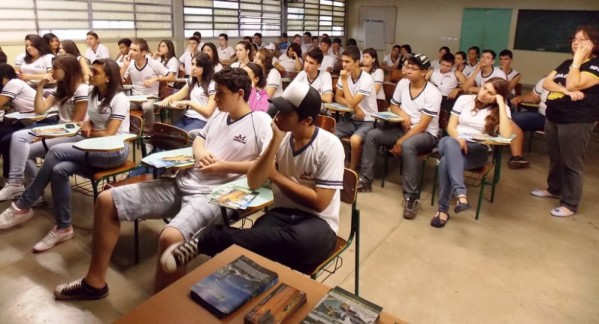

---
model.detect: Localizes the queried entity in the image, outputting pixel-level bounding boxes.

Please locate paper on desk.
[459,133,516,144]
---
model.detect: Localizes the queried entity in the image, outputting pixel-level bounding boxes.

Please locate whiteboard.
[358,6,396,44]
[364,20,384,50]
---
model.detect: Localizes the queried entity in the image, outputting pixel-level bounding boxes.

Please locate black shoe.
[403,197,420,219]
[54,278,109,301]
[357,179,372,193]
[454,196,471,214]
[160,238,201,273]
[508,156,530,169]
[430,211,450,228]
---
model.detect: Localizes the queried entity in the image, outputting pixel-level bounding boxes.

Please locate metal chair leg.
[134,219,140,264]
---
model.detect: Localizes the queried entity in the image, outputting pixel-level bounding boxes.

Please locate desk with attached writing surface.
[116,244,406,324]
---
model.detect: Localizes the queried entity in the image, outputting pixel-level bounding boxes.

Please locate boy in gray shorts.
[54,67,273,300]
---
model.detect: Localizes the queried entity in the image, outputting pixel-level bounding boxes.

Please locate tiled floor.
[1,133,598,323]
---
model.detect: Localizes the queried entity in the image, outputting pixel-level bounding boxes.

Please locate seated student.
[466,46,480,68]
[178,36,200,77]
[399,44,413,68]
[202,43,223,72]
[301,32,314,56]
[0,56,88,199]
[335,45,378,171]
[0,47,7,63]
[431,77,512,228]
[382,45,401,71]
[159,82,344,279]
[498,49,521,96]
[115,38,131,68]
[253,32,265,49]
[426,53,461,112]
[122,38,173,132]
[217,33,236,66]
[318,38,335,73]
[361,48,385,102]
[277,32,290,53]
[0,58,130,251]
[158,53,216,132]
[430,46,450,70]
[230,41,252,69]
[289,48,333,111]
[454,51,474,77]
[43,33,60,57]
[152,40,180,81]
[509,77,547,152]
[254,48,283,98]
[59,40,92,83]
[243,63,270,112]
[54,67,273,300]
[15,34,54,82]
[275,43,303,72]
[358,54,441,220]
[84,31,110,63]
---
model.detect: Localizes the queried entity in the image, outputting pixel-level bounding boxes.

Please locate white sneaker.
[0,184,25,201]
[32,226,74,253]
[0,202,34,229]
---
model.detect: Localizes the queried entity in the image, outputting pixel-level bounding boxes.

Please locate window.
[183,0,281,38]
[286,0,345,37]
[1,0,173,43]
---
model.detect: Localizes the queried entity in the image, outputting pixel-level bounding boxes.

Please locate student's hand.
[31,136,42,143]
[510,96,522,106]
[198,158,226,174]
[194,151,216,168]
[448,88,461,100]
[457,138,468,154]
[271,117,286,139]
[123,55,131,68]
[494,94,505,105]
[143,78,157,88]
[389,140,403,157]
[80,121,93,138]
[339,70,349,80]
[174,100,191,108]
[574,40,594,62]
[353,107,365,121]
[152,52,161,59]
[156,98,170,107]
[396,109,411,131]
[566,90,585,101]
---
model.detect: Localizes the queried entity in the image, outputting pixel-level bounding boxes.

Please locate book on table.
[189,255,279,318]
[244,283,307,324]
[209,184,259,210]
[302,286,383,324]
[146,154,195,168]
[371,111,403,121]
[459,132,516,144]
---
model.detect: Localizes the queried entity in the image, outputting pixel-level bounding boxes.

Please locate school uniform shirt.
[473,66,507,87]
[84,44,110,63]
[176,111,273,194]
[50,83,90,123]
[336,71,378,122]
[185,80,216,121]
[217,46,235,61]
[277,54,299,72]
[429,68,460,96]
[532,78,548,116]
[214,63,224,73]
[124,58,171,96]
[0,79,36,112]
[383,54,400,68]
[504,68,521,95]
[301,43,314,56]
[230,61,248,69]
[14,53,26,67]
[266,68,284,98]
[88,91,130,134]
[291,70,333,111]
[431,60,440,70]
[451,94,511,136]
[178,51,199,76]
[546,58,599,124]
[115,54,127,68]
[457,65,474,78]
[17,54,54,75]
[273,128,345,233]
[159,57,180,75]
[319,54,335,73]
[390,80,441,137]
[369,68,385,100]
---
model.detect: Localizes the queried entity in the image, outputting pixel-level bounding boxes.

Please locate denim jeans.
[173,115,207,132]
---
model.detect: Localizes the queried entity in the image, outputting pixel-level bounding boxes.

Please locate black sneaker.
[403,197,420,219]
[508,156,530,169]
[357,179,372,193]
[160,238,201,273]
[54,278,109,301]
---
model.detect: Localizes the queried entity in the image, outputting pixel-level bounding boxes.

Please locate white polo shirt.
[0,79,36,112]
[429,68,460,96]
[85,44,110,63]
[185,80,216,121]
[390,80,441,136]
[88,91,130,134]
[50,83,90,123]
[266,68,284,98]
[369,67,385,100]
[452,94,511,136]
[17,54,54,75]
[473,67,507,87]
[336,71,377,121]
[291,70,333,110]
[217,45,235,61]
[124,58,171,96]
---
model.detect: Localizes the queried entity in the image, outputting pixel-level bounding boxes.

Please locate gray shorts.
[335,120,375,140]
[111,179,231,240]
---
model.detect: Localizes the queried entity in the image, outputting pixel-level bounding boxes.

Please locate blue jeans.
[512,111,545,132]
[174,116,207,132]
[17,136,129,228]
[437,137,488,213]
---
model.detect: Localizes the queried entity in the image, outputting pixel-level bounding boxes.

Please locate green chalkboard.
[514,10,599,53]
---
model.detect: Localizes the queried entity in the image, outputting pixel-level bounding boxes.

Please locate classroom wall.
[346,0,599,85]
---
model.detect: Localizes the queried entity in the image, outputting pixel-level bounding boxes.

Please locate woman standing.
[0,55,88,201]
[158,53,216,132]
[0,58,130,253]
[531,26,599,217]
[432,78,512,228]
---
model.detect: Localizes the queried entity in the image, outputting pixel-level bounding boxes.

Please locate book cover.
[301,286,382,324]
[244,283,307,324]
[209,185,259,210]
[459,132,516,144]
[372,111,402,121]
[146,154,195,168]
[31,127,70,136]
[190,255,279,318]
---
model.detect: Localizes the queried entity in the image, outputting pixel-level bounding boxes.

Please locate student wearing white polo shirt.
[430,46,450,70]
[361,48,385,101]
[289,48,333,110]
[382,45,401,71]
[217,33,236,66]
[426,53,461,112]
[84,31,110,63]
[254,48,283,98]
[499,49,521,95]
[122,38,173,132]
[358,54,441,220]
[15,34,54,82]
[460,49,507,94]
[178,37,201,77]
[466,46,480,68]
[301,32,314,57]
[201,43,223,73]
[335,46,378,171]
[318,38,335,73]
[454,51,474,77]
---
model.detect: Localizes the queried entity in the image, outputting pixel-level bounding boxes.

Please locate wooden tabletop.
[116,244,406,324]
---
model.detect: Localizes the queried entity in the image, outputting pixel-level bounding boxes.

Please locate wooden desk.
[117,245,405,324]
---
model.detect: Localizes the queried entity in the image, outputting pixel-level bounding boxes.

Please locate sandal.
[550,206,575,217]
[454,195,471,214]
[430,211,450,228]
